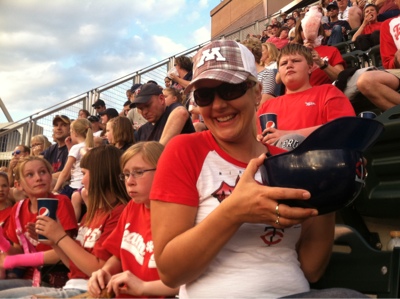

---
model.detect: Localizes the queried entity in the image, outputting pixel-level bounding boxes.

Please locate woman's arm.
[52,156,75,192]
[159,106,190,146]
[296,212,335,282]
[317,60,344,82]
[152,155,317,288]
[169,74,191,88]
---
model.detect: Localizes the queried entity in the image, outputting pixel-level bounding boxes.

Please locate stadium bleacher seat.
[311,224,400,298]
[366,44,382,68]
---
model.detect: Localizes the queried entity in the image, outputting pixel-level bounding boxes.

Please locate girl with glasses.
[88,141,178,298]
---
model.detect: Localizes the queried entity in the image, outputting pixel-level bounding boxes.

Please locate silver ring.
[275,203,280,217]
[275,215,280,225]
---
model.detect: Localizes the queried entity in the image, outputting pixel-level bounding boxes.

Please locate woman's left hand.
[35,215,65,244]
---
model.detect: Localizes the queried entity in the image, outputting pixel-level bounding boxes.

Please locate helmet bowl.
[261,149,366,215]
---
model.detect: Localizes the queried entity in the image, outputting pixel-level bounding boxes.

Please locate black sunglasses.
[12,150,21,156]
[193,81,256,107]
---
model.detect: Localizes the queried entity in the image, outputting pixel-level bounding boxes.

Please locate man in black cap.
[323,2,351,45]
[127,83,147,131]
[92,99,106,115]
[43,115,71,180]
[131,83,195,145]
[98,108,119,124]
[87,115,102,137]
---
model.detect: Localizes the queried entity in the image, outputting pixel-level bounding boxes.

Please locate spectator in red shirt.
[267,26,290,49]
[356,0,400,111]
[352,4,382,50]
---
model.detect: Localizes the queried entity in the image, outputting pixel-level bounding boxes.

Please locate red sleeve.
[92,204,126,262]
[150,133,209,207]
[55,194,78,232]
[380,18,397,69]
[103,202,132,258]
[329,47,345,67]
[324,85,356,121]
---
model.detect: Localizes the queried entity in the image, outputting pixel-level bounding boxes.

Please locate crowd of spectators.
[0,0,399,297]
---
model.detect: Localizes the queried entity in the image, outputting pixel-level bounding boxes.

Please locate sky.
[0,0,221,123]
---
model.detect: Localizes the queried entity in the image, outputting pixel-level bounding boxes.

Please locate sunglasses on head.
[193,81,256,107]
[12,150,21,156]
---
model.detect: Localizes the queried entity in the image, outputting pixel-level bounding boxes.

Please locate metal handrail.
[1,4,305,166]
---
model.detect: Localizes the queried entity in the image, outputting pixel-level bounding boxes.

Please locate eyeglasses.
[193,81,256,107]
[119,169,156,181]
[12,150,21,156]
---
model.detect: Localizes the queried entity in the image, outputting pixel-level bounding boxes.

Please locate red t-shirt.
[362,22,382,35]
[311,45,344,86]
[257,84,355,133]
[103,201,162,298]
[0,206,13,229]
[6,193,77,252]
[69,204,126,279]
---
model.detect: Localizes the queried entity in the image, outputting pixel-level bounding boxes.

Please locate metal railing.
[0,2,310,167]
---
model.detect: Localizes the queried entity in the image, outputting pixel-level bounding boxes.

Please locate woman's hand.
[107,270,145,297]
[223,154,318,228]
[87,269,112,298]
[35,215,65,244]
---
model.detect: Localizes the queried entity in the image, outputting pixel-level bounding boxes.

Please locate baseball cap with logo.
[185,40,258,93]
[261,117,384,215]
[131,83,163,108]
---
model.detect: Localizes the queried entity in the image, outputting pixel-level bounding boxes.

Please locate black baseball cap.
[92,99,106,108]
[130,83,163,108]
[87,115,100,122]
[327,2,339,10]
[98,108,119,119]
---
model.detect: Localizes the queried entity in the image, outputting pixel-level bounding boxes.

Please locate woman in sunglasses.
[150,40,363,298]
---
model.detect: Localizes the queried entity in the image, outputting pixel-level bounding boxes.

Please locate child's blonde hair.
[71,119,94,148]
